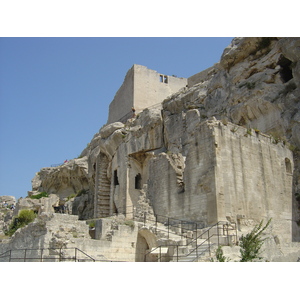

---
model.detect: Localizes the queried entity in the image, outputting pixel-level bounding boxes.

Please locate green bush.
[76,189,88,197]
[5,209,37,236]
[239,219,271,262]
[87,220,96,228]
[211,246,230,262]
[30,192,48,199]
[123,219,135,229]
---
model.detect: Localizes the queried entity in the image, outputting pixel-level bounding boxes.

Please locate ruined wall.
[134,64,187,111]
[146,117,293,238]
[147,121,218,225]
[213,122,293,243]
[109,107,164,216]
[107,64,187,124]
[107,66,134,124]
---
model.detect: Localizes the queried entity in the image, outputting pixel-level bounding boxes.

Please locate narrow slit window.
[114,170,119,185]
[135,173,142,189]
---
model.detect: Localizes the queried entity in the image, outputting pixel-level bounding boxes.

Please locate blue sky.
[0,37,233,199]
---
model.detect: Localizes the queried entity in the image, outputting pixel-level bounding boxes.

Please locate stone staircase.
[0,208,237,262]
[95,153,111,218]
[145,221,237,262]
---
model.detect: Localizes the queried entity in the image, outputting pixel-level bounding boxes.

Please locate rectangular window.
[160,75,168,84]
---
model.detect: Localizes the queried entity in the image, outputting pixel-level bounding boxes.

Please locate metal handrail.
[112,204,205,239]
[75,248,95,262]
[0,247,98,262]
[146,221,237,262]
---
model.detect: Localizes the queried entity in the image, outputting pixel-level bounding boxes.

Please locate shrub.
[88,220,96,228]
[76,189,88,197]
[5,209,37,236]
[30,192,48,199]
[123,219,135,229]
[67,193,76,201]
[18,209,36,224]
[239,219,271,262]
[211,246,230,262]
[254,128,260,134]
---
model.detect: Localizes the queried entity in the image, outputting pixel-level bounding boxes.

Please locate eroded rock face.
[32,157,90,198]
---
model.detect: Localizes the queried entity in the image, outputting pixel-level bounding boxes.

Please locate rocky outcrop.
[32,157,90,197]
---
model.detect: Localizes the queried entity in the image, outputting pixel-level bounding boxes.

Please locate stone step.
[98,191,110,196]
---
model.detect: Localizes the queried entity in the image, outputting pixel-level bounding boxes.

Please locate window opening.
[135,173,142,190]
[285,158,292,174]
[160,75,168,84]
[114,170,119,185]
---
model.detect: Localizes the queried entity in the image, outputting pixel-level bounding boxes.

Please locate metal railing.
[145,221,237,262]
[111,204,207,240]
[0,247,97,262]
[110,204,237,262]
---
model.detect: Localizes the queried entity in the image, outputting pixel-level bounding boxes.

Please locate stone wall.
[213,122,293,244]
[107,64,187,124]
[107,66,134,124]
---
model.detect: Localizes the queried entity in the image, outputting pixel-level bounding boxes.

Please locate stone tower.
[107,64,187,124]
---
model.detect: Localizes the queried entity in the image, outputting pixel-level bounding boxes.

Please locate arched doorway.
[135,228,157,262]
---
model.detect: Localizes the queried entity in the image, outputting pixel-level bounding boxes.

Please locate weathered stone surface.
[99,122,125,139]
[0,196,16,206]
[32,157,90,199]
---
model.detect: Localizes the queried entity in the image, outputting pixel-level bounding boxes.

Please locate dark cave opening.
[277,55,293,83]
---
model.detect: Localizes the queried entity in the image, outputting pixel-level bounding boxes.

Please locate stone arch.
[135,228,157,262]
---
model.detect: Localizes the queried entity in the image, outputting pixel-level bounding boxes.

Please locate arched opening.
[285,158,292,174]
[135,229,157,262]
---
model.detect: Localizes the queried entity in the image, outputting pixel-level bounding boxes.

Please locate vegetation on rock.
[239,218,271,262]
[5,209,37,237]
[30,192,48,199]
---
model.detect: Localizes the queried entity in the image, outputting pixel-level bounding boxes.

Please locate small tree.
[239,218,271,262]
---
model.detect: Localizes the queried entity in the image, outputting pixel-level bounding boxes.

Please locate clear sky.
[0,37,233,199]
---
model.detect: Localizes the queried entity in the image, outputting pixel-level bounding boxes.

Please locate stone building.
[94,115,294,245]
[93,60,295,247]
[107,64,187,124]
